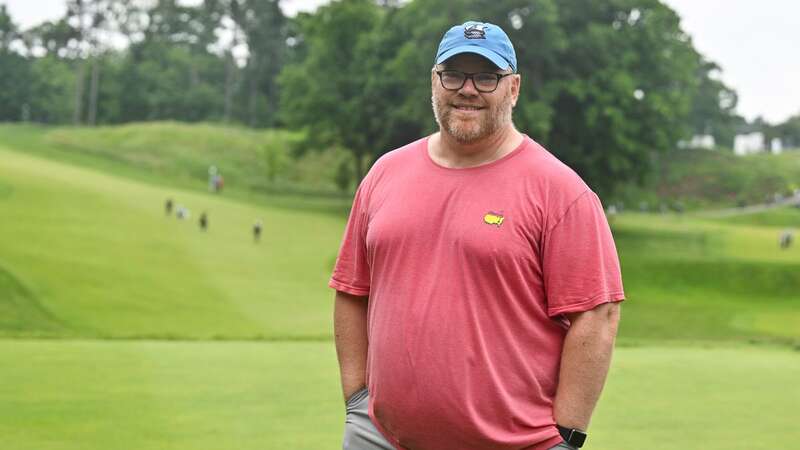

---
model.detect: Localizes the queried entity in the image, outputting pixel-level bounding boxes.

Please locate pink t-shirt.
[330,135,625,450]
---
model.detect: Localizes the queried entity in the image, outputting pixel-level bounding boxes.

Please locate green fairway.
[0,340,342,450]
[1,340,797,450]
[0,145,343,339]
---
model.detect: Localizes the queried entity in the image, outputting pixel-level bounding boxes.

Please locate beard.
[431,88,514,144]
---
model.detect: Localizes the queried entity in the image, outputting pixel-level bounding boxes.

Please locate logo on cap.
[464,23,488,39]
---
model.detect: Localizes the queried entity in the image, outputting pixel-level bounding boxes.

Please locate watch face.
[569,429,587,447]
[557,425,588,447]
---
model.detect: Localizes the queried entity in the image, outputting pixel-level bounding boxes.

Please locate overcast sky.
[2,0,798,123]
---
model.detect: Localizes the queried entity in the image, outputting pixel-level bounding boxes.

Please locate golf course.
[1,123,798,450]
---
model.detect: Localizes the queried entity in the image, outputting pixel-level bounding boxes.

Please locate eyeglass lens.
[440,71,501,92]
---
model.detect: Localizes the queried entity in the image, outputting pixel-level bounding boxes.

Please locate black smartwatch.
[557,425,587,448]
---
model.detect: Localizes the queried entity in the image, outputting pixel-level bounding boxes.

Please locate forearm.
[553,302,620,430]
[334,290,369,403]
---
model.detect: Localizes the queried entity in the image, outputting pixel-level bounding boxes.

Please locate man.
[331,21,624,450]
[199,211,208,231]
[253,219,263,243]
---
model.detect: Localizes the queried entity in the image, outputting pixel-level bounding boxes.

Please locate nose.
[457,76,480,96]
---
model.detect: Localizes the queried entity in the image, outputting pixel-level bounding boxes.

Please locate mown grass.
[610,212,800,344]
[0,146,343,339]
[1,340,797,450]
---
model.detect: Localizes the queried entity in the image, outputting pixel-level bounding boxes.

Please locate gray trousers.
[342,387,578,450]
[343,387,394,450]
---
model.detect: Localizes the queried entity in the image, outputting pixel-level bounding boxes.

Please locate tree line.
[1,0,796,197]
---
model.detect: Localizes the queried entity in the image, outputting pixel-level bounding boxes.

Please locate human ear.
[510,74,521,106]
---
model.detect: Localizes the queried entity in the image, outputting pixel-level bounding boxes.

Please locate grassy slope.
[2,123,800,343]
[0,146,343,339]
[0,123,353,217]
[613,212,800,343]
[1,340,797,450]
[0,122,350,195]
[624,146,800,209]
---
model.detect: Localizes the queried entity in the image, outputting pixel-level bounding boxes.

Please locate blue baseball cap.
[435,21,517,73]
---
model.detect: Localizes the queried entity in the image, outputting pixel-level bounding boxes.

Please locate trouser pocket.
[345,387,368,412]
[343,389,394,450]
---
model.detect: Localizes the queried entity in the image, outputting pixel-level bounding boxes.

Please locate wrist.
[556,425,587,448]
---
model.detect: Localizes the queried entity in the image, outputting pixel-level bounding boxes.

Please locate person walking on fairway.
[199,211,208,231]
[253,220,262,242]
[330,21,625,450]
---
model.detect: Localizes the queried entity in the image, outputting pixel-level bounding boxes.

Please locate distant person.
[176,205,190,220]
[330,21,623,450]
[208,165,218,192]
[253,220,262,242]
[199,212,208,231]
[215,174,225,193]
[780,230,793,249]
[165,198,173,216]
[605,204,618,227]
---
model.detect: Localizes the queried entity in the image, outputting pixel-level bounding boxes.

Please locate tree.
[278,0,382,180]
[0,6,33,121]
[65,0,90,124]
[541,0,704,197]
[687,59,742,148]
[27,56,76,123]
[22,18,80,58]
[773,113,800,149]
[0,4,19,51]
[112,0,226,123]
[282,0,704,198]
[228,0,287,127]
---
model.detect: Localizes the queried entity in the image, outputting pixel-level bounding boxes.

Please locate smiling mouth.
[452,104,484,111]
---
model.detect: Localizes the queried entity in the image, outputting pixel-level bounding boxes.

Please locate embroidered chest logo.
[464,24,488,39]
[483,211,505,227]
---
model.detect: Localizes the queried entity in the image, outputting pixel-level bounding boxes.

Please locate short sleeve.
[329,182,371,297]
[542,190,625,316]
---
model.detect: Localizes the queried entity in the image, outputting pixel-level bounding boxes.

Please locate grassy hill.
[0,145,346,339]
[2,123,799,343]
[613,212,800,343]
[0,122,356,204]
[621,146,800,210]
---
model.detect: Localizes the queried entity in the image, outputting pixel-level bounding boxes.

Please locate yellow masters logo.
[483,211,505,227]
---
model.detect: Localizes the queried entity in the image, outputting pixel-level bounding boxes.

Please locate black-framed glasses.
[436,70,513,93]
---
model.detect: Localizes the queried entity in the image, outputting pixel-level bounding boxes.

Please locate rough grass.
[0,122,355,200]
